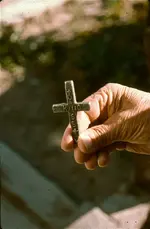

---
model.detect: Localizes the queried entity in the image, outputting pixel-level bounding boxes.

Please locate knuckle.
[90,92,97,100]
[105,83,123,91]
[105,83,113,88]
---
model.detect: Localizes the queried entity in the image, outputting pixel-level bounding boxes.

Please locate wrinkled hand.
[61,83,150,170]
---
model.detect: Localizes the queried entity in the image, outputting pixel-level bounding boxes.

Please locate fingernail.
[66,134,73,144]
[79,132,92,152]
[98,153,108,167]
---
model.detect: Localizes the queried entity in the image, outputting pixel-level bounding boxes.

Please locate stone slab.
[1,143,77,229]
[67,203,150,229]
[112,203,150,229]
[66,207,122,229]
[2,198,38,229]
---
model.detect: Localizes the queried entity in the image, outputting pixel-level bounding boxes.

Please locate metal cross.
[52,81,90,143]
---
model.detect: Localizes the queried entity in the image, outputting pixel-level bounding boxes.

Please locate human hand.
[61,83,150,170]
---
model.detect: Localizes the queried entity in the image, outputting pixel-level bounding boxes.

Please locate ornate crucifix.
[52,81,90,143]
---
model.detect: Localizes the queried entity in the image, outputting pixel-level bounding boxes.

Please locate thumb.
[78,117,119,154]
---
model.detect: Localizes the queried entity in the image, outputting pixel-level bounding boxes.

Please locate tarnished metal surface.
[52,81,90,143]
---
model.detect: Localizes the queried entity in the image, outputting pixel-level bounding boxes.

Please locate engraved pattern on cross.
[52,81,90,143]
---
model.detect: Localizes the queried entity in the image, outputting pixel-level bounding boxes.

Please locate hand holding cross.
[52,81,90,143]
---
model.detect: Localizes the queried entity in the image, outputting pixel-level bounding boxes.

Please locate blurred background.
[1,0,150,228]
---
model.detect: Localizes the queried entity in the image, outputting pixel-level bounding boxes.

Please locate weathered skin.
[61,83,150,170]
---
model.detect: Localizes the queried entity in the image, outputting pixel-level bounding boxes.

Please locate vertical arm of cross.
[52,80,91,144]
[65,81,77,104]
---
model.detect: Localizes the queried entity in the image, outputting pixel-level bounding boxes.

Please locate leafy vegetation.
[0,1,149,95]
